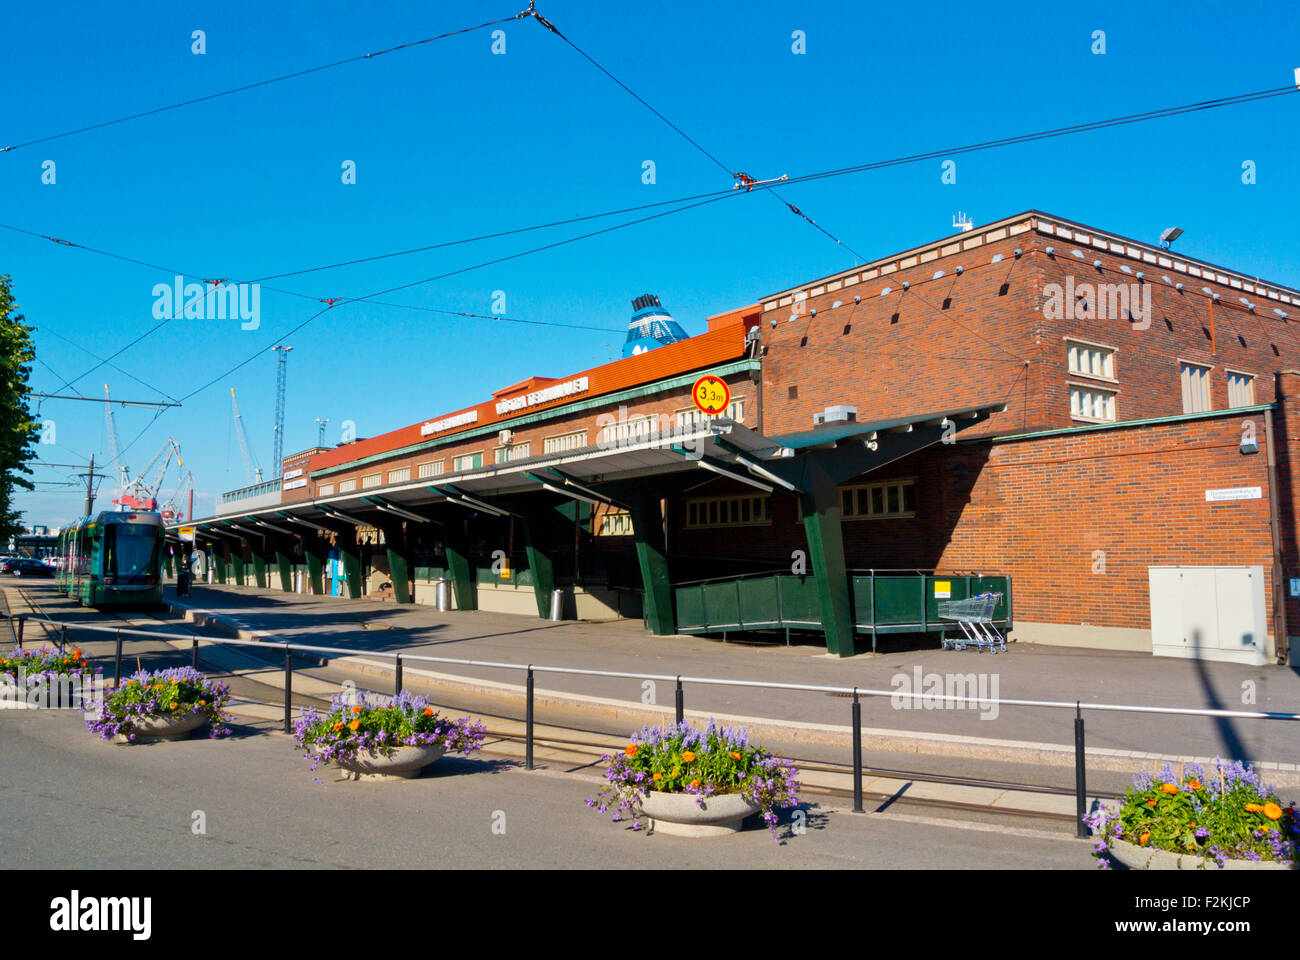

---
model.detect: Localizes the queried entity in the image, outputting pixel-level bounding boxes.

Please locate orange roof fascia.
[307,323,748,473]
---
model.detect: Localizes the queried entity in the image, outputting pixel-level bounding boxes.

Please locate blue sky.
[4,0,1299,525]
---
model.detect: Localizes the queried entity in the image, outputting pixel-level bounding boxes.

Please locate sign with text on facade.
[178,526,195,543]
[1205,486,1263,502]
[692,375,730,415]
[933,580,951,599]
[421,410,479,437]
[1290,578,1300,598]
[494,376,590,415]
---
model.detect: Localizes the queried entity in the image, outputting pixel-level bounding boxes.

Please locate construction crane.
[103,384,130,496]
[117,438,182,510]
[315,417,329,447]
[271,345,292,476]
[231,387,262,485]
[159,470,196,520]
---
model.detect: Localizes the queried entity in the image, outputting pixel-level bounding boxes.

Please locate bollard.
[283,646,293,733]
[191,636,198,669]
[395,654,403,697]
[16,614,24,649]
[852,689,864,813]
[59,625,67,654]
[1075,702,1088,838]
[114,630,123,687]
[674,676,684,725]
[525,666,535,771]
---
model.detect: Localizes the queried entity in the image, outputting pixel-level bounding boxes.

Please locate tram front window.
[104,525,159,581]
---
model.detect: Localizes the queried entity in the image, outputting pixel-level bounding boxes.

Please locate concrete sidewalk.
[141,582,1300,782]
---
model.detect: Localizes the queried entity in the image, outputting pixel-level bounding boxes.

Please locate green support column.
[625,490,675,636]
[799,463,855,658]
[335,525,362,600]
[231,541,246,587]
[214,542,229,584]
[274,534,293,592]
[379,521,413,604]
[303,534,326,596]
[163,545,174,578]
[252,536,268,588]
[442,517,477,611]
[517,512,556,619]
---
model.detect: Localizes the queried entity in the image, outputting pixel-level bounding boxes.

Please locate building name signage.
[1204,486,1262,502]
[283,478,307,491]
[282,468,303,481]
[495,376,589,415]
[421,410,479,437]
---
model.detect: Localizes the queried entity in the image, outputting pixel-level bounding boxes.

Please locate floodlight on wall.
[1239,298,1255,312]
[1045,246,1055,256]
[1093,259,1103,269]
[1136,272,1145,281]
[880,287,892,296]
[1160,227,1184,249]
[1175,283,1184,291]
[955,265,964,275]
[991,254,1004,264]
[770,317,778,328]
[932,270,945,280]
[1071,249,1085,259]
[809,308,816,316]
[901,281,910,290]
[1121,265,1133,274]
[1201,287,1213,296]
[1013,248,1023,258]
[1274,308,1289,319]
[832,300,842,309]
[853,295,861,304]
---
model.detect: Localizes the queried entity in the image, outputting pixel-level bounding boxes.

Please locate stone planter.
[113,710,208,743]
[335,743,446,781]
[637,790,761,837]
[1108,837,1292,871]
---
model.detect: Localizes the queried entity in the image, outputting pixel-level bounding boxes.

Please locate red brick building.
[187,211,1300,664]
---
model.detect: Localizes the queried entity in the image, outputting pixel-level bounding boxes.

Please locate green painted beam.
[213,543,228,584]
[230,543,246,587]
[251,536,268,589]
[624,489,675,636]
[274,534,293,592]
[334,525,362,600]
[378,520,413,604]
[304,535,326,596]
[799,458,854,657]
[515,511,555,619]
[442,518,476,611]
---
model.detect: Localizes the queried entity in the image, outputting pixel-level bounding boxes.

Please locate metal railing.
[8,612,1300,838]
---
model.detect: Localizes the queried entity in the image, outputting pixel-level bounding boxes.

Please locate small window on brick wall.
[1180,362,1212,414]
[1227,371,1255,408]
[685,495,770,528]
[388,467,410,483]
[1070,385,1116,423]
[362,473,381,488]
[418,460,444,478]
[1066,340,1115,380]
[318,483,335,496]
[338,479,356,493]
[598,511,634,536]
[840,479,916,519]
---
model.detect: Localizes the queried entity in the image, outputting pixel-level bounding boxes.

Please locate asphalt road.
[0,708,1092,870]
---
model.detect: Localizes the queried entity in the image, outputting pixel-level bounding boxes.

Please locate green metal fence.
[674,570,1012,649]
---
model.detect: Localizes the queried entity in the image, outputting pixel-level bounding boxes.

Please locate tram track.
[10,583,1111,827]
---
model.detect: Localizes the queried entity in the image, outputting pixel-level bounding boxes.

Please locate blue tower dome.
[623,294,689,358]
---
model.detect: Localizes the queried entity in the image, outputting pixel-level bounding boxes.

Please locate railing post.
[59,625,67,654]
[674,676,684,725]
[1075,702,1088,838]
[16,614,24,648]
[852,688,864,813]
[114,630,123,687]
[525,666,535,771]
[394,654,403,697]
[283,645,293,734]
[190,636,198,669]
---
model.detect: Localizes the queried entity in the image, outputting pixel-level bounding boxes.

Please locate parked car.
[6,558,52,577]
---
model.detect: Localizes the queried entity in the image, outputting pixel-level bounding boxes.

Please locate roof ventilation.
[813,405,857,427]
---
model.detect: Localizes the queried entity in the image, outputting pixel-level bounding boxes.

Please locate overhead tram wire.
[526,6,869,263]
[0,11,529,154]
[6,79,1295,410]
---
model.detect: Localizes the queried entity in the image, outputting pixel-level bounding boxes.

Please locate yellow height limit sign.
[692,375,730,415]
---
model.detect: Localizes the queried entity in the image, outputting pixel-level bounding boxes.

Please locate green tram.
[57,510,165,607]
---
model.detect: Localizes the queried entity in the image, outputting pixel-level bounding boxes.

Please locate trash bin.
[176,569,191,598]
[548,588,565,621]
[434,579,451,612]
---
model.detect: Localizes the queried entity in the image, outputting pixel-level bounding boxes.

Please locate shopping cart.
[937,592,1006,653]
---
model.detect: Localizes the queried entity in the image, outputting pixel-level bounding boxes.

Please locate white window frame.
[544,430,588,454]
[452,452,483,472]
[388,467,410,484]
[1069,383,1118,423]
[318,483,335,497]
[1065,339,1116,382]
[675,397,746,433]
[840,478,917,520]
[1226,369,1256,408]
[338,479,357,493]
[494,441,531,464]
[685,494,771,529]
[598,510,634,536]
[417,460,444,479]
[362,473,382,488]
[1180,361,1213,414]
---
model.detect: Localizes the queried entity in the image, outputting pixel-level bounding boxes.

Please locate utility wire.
[530,8,868,262]
[0,11,528,153]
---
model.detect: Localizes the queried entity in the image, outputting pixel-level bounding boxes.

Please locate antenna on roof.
[953,211,974,233]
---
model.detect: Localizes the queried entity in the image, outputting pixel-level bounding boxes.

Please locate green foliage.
[0,275,39,544]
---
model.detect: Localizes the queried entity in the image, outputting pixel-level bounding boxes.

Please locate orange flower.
[624,744,637,757]
[1264,802,1283,820]
[199,700,206,707]
[1160,783,1178,794]
[682,750,696,763]
[1146,799,1158,807]
[652,773,663,781]
[169,702,178,711]
[690,779,701,789]
[351,705,363,714]
[1245,803,1264,813]
[348,720,360,731]
[1187,780,1202,790]
[332,722,344,731]
[730,752,741,761]
[72,649,82,658]
[423,707,434,717]
[1139,832,1151,847]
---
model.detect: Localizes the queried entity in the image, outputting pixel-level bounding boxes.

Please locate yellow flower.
[652,773,662,781]
[1139,832,1150,847]
[1264,802,1283,820]
[169,702,178,711]
[1245,803,1264,813]
[730,751,741,761]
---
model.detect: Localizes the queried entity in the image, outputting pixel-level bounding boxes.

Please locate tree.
[0,275,39,544]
